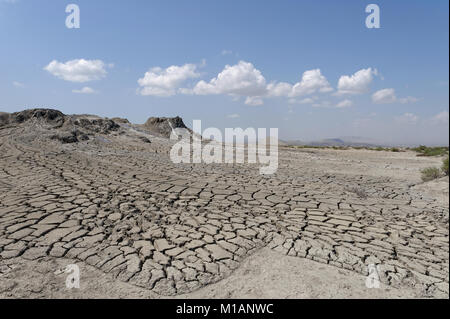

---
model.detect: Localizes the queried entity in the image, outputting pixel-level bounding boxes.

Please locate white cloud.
[227,113,240,118]
[290,69,333,97]
[432,110,449,125]
[72,87,97,94]
[137,63,200,97]
[134,61,418,110]
[336,99,353,108]
[190,63,333,106]
[193,61,267,97]
[267,82,292,97]
[44,59,110,83]
[13,81,24,88]
[245,96,264,106]
[396,113,419,124]
[372,88,396,104]
[337,68,377,95]
[221,50,233,56]
[372,88,418,104]
[178,87,195,95]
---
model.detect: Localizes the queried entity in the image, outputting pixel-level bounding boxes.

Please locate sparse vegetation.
[421,167,441,182]
[285,144,450,158]
[411,145,449,157]
[419,156,448,182]
[332,146,349,150]
[442,157,449,176]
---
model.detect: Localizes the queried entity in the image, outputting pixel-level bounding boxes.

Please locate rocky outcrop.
[142,116,190,138]
[111,117,130,124]
[51,117,120,143]
[70,118,120,134]
[1,109,190,141]
[0,108,121,144]
[50,129,90,144]
[1,109,65,128]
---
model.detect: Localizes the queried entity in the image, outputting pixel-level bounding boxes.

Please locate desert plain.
[0,109,448,299]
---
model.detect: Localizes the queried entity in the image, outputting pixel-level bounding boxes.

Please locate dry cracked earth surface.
[0,109,448,299]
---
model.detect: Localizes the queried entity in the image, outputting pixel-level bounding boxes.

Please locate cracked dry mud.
[0,112,448,298]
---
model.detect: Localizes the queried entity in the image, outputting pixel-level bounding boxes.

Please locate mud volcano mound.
[0,109,66,128]
[142,116,191,138]
[53,116,120,144]
[1,108,195,144]
[0,108,121,144]
[69,117,120,134]
[0,112,9,126]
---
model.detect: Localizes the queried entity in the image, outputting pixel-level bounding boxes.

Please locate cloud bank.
[135,61,416,109]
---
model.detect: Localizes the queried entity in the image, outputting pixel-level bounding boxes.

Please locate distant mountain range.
[282,136,386,148]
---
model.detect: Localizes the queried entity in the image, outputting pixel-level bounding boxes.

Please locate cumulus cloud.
[432,110,449,125]
[189,62,333,106]
[396,113,419,124]
[290,69,333,97]
[72,87,97,94]
[44,59,109,83]
[372,88,418,104]
[193,61,267,97]
[267,82,292,97]
[136,61,416,110]
[336,99,353,108]
[138,63,200,97]
[337,68,377,95]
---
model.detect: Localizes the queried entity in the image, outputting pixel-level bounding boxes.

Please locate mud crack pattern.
[0,126,448,297]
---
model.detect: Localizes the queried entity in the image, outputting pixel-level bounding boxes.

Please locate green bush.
[421,167,441,182]
[412,146,449,157]
[442,157,449,176]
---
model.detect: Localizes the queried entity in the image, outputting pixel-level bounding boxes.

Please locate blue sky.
[1,0,448,145]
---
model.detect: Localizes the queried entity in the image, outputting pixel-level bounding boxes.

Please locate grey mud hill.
[142,116,190,138]
[0,108,448,298]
